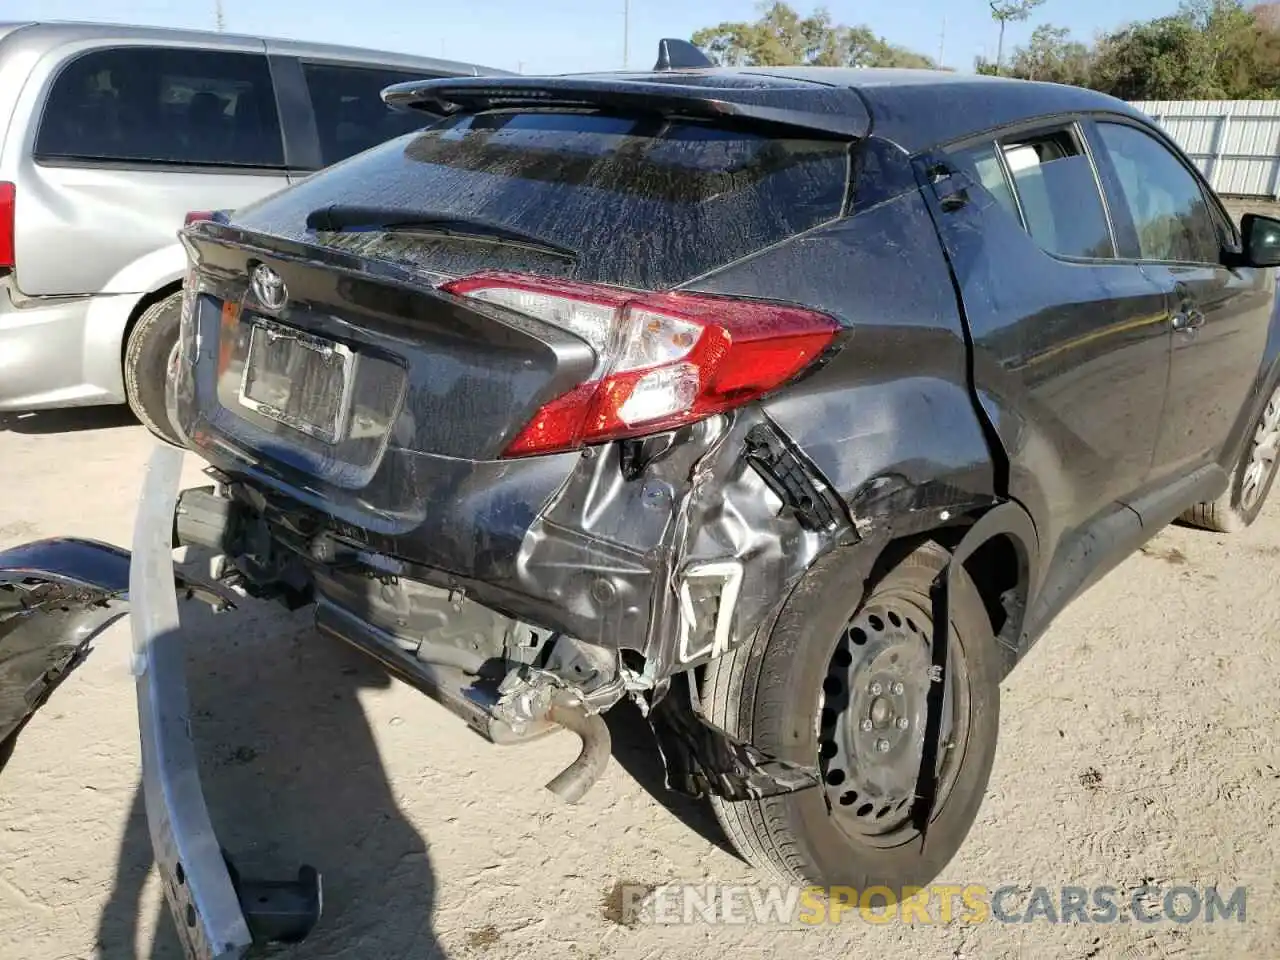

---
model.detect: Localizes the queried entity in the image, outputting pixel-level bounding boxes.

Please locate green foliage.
[690,0,1280,99]
[1090,16,1215,99]
[691,2,937,69]
[983,0,1280,98]
[988,0,1047,71]
[1006,24,1093,85]
[989,0,1046,23]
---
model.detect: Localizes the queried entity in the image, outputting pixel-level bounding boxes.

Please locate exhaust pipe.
[315,598,612,800]
[544,701,611,803]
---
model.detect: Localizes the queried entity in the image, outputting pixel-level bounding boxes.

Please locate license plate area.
[237,316,354,445]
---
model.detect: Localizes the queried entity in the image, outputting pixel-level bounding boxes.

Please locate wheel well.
[881,523,1030,663]
[961,533,1024,643]
[120,281,183,362]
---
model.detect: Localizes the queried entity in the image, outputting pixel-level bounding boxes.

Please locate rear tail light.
[442,272,840,458]
[0,182,14,270]
[184,210,215,226]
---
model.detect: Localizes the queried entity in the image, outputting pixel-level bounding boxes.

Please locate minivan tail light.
[0,182,14,270]
[184,210,215,226]
[441,272,840,457]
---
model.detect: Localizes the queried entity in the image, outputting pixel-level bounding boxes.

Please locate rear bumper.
[131,444,255,960]
[131,444,319,960]
[183,409,851,686]
[0,281,134,410]
[0,537,131,750]
[0,460,300,960]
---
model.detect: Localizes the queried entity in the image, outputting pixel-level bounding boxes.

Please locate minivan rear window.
[233,111,852,289]
[35,47,284,168]
[302,63,442,166]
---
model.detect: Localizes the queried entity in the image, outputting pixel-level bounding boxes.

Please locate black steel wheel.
[706,540,1001,888]
[818,589,971,847]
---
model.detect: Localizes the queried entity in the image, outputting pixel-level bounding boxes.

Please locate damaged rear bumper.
[0,537,132,759]
[131,444,319,960]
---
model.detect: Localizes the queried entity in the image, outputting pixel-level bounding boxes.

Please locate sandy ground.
[0,406,1277,960]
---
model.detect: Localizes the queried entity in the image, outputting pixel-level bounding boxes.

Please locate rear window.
[232,110,851,288]
[35,46,283,168]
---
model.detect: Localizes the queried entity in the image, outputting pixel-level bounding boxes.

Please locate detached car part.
[0,538,132,769]
[132,444,320,960]
[0,533,241,769]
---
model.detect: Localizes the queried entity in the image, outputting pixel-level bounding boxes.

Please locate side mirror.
[1240,213,1280,268]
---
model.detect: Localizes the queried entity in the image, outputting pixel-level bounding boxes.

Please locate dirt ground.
[0,406,1277,960]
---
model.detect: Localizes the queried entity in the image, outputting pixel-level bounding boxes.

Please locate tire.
[1180,380,1280,533]
[124,291,184,447]
[705,540,1001,889]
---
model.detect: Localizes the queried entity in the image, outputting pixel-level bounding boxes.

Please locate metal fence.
[1131,100,1280,199]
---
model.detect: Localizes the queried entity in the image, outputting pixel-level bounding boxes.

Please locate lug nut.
[860,718,873,732]
[876,739,891,753]
[869,681,883,696]
[891,682,904,695]
[896,717,909,730]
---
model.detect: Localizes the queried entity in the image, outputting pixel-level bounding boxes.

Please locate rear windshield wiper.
[304,204,577,261]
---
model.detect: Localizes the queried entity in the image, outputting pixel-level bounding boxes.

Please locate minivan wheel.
[704,541,1000,889]
[124,292,184,447]
[1181,381,1280,533]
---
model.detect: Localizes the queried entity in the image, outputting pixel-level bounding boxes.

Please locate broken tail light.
[442,272,840,458]
[0,182,14,270]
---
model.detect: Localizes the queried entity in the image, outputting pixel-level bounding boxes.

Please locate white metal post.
[1211,110,1232,193]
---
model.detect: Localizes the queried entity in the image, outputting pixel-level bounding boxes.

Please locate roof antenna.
[653,38,713,71]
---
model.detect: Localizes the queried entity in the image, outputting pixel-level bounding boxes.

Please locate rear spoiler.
[381,66,870,140]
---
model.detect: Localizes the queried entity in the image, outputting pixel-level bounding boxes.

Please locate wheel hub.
[1241,384,1280,511]
[817,593,970,843]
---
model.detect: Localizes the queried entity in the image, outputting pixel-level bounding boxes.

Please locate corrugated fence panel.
[1131,100,1280,198]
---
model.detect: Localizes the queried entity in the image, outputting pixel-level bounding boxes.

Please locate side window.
[302,63,440,166]
[948,143,1021,222]
[35,47,283,168]
[948,129,1115,260]
[1093,121,1222,264]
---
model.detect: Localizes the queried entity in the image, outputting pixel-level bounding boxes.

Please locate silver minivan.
[0,21,508,440]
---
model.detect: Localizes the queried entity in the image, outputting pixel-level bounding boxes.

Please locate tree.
[1255,2,1280,31]
[868,41,939,69]
[1090,16,1214,99]
[692,2,936,68]
[989,0,1048,73]
[1004,24,1093,85]
[1185,0,1280,97]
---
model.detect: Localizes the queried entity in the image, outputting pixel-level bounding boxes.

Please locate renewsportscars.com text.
[616,883,1247,927]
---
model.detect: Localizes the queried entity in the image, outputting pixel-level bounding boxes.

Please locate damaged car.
[137,39,1280,955]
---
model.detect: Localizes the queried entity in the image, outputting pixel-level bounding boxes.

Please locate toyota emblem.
[251,264,288,311]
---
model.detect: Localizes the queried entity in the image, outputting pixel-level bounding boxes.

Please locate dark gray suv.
[111,54,1280,955]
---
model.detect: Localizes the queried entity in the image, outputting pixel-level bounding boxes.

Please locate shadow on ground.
[95,590,442,959]
[0,406,138,435]
[605,699,740,860]
[92,545,741,956]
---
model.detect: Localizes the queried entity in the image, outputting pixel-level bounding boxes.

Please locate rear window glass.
[233,110,851,288]
[35,47,283,168]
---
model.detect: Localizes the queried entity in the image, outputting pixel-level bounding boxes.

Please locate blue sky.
[7,0,1186,75]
